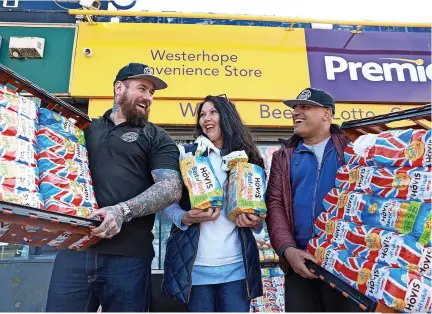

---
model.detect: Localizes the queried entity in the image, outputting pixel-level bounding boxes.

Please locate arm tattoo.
[124,169,182,218]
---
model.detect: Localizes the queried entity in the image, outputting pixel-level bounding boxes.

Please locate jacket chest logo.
[121,132,139,142]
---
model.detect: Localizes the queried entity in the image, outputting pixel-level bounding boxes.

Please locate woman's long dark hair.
[196,95,265,169]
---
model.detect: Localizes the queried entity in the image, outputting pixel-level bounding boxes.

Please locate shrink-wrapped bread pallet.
[0,64,100,251]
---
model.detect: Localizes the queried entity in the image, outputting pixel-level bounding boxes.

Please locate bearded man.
[46,63,183,312]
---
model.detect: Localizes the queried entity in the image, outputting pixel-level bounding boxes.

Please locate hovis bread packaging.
[37,127,88,164]
[44,199,91,218]
[336,165,432,202]
[0,160,39,192]
[0,92,39,209]
[223,150,267,221]
[180,155,223,210]
[312,217,431,278]
[323,188,431,245]
[0,88,38,121]
[336,165,431,202]
[0,186,43,209]
[0,135,37,167]
[39,108,85,145]
[227,161,267,221]
[250,266,285,312]
[36,108,97,218]
[308,127,431,311]
[345,129,431,167]
[0,107,37,144]
[308,243,432,313]
[0,87,99,250]
[39,172,98,210]
[38,150,91,183]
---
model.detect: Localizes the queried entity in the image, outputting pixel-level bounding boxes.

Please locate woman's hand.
[182,207,220,226]
[235,213,262,228]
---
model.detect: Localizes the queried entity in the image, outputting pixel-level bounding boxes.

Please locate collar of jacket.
[194,135,221,156]
[278,124,344,149]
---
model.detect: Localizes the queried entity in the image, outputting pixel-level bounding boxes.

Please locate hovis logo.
[324,56,432,82]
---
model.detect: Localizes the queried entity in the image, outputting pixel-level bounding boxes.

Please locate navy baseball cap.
[114,63,167,90]
[283,88,335,114]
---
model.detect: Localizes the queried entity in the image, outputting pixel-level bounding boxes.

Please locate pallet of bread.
[306,105,431,313]
[0,65,100,251]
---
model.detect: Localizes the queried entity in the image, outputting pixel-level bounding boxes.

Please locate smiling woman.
[195,95,265,168]
[199,101,223,148]
[161,94,265,312]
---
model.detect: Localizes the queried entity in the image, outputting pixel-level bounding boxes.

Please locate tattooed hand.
[88,205,124,239]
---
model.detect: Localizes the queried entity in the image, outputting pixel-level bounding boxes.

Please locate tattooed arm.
[90,169,182,239]
[127,169,182,217]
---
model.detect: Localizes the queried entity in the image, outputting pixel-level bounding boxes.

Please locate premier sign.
[325,56,432,82]
[305,29,431,103]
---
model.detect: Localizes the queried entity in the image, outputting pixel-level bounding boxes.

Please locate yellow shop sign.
[88,98,416,128]
[71,23,310,100]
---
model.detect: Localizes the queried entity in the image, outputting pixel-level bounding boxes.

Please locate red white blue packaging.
[0,89,39,121]
[38,150,91,183]
[311,221,431,278]
[269,267,284,277]
[323,188,431,245]
[37,127,88,164]
[0,134,37,167]
[39,108,85,145]
[44,199,92,218]
[0,107,37,144]
[0,185,43,209]
[307,243,432,313]
[344,129,432,168]
[0,160,39,192]
[40,172,98,209]
[336,165,431,202]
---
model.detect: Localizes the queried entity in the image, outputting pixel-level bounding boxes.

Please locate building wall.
[0,25,76,94]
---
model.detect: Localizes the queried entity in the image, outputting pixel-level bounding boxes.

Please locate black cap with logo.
[114,63,168,90]
[283,88,335,114]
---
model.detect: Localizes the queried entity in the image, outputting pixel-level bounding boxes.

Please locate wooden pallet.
[342,104,431,141]
[0,201,100,251]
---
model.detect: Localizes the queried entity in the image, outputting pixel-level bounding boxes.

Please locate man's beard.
[117,92,150,127]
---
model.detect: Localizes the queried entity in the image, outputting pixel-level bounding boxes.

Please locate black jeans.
[285,268,361,312]
[46,250,152,312]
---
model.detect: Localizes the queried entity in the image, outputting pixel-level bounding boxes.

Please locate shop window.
[152,213,161,269]
[0,242,58,261]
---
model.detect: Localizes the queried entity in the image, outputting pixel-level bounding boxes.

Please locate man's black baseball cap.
[114,63,168,90]
[283,88,335,114]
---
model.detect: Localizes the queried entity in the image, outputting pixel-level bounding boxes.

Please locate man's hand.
[235,214,262,228]
[284,247,318,279]
[88,205,124,239]
[182,207,220,226]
